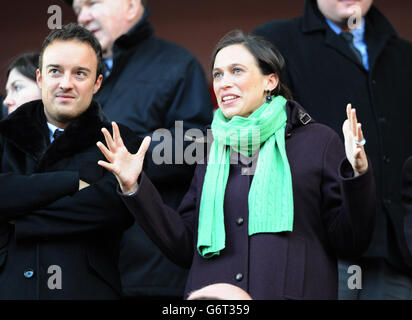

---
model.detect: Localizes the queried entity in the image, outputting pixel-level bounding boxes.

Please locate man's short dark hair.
[39,23,103,81]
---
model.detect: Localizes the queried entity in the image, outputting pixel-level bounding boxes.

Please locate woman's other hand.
[342,103,368,176]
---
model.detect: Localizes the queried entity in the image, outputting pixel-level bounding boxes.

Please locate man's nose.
[77,7,93,26]
[59,74,74,90]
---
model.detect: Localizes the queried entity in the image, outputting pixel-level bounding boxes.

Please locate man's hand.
[97,122,151,194]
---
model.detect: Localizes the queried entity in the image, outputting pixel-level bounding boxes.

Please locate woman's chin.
[219,104,240,119]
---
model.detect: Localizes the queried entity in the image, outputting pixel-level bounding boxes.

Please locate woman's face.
[4,68,41,114]
[212,44,277,119]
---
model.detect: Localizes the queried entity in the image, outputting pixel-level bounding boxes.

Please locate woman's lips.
[221,95,240,105]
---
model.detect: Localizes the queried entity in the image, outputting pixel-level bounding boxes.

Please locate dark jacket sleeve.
[121,171,197,268]
[321,133,376,258]
[13,172,134,241]
[0,172,79,223]
[0,136,80,222]
[0,171,79,223]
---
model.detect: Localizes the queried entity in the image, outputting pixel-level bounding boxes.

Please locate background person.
[4,52,41,115]
[96,31,376,299]
[253,0,412,299]
[66,0,213,299]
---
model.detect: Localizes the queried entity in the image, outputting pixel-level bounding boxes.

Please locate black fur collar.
[0,99,110,168]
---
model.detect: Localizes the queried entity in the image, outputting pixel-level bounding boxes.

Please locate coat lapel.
[302,0,397,72]
[0,100,49,160]
[323,28,366,69]
[38,101,109,170]
[302,1,365,69]
[0,99,109,170]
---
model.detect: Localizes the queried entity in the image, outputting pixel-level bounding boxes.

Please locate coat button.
[235,273,243,282]
[236,217,244,226]
[24,269,34,279]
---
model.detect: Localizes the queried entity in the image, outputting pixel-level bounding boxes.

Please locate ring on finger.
[355,138,366,146]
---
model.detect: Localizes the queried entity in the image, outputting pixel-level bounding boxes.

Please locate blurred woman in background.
[4,52,41,115]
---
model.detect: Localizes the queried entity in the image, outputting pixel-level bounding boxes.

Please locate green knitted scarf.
[197,95,294,258]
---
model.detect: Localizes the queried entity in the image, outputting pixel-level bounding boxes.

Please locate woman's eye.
[213,72,222,79]
[13,84,23,92]
[233,68,243,74]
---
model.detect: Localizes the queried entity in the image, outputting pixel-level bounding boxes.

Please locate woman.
[96,30,376,299]
[3,52,41,114]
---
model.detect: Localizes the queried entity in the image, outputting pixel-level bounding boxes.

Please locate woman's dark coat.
[253,0,412,272]
[0,100,137,299]
[122,100,376,299]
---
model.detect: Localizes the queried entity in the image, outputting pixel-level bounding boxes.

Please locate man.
[254,0,412,299]
[0,23,138,299]
[66,0,213,298]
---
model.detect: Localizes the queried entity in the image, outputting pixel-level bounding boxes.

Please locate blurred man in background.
[254,0,412,299]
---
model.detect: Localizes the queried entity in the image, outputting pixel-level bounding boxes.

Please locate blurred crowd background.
[1,0,411,91]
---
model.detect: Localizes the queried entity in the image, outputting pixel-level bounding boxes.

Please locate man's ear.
[126,0,144,21]
[93,74,103,94]
[265,73,279,92]
[36,69,42,89]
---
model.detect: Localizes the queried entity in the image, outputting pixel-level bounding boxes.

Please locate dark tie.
[53,129,63,141]
[340,32,363,66]
[103,61,111,79]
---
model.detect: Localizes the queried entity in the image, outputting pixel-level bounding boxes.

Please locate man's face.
[317,0,373,26]
[73,0,143,58]
[37,40,103,129]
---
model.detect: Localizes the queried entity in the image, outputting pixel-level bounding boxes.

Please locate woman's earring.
[266,90,272,103]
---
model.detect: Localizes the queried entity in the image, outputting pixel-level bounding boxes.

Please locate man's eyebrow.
[46,64,62,69]
[46,65,92,73]
[75,66,92,73]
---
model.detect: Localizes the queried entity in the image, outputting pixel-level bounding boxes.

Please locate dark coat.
[121,100,376,299]
[94,9,213,298]
[253,0,412,272]
[1,96,5,120]
[0,100,137,299]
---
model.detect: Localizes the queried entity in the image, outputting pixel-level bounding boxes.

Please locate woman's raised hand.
[342,103,368,176]
[97,122,151,194]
